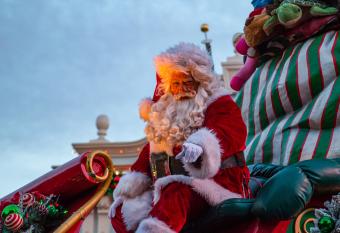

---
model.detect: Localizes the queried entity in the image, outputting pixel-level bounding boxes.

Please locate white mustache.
[174,90,197,100]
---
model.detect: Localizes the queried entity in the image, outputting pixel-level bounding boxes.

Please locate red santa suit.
[109,43,250,233]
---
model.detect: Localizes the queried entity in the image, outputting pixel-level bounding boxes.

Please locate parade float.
[183,0,340,232]
[0,0,339,232]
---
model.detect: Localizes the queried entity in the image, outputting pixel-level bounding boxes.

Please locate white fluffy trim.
[205,88,229,107]
[136,217,175,233]
[113,171,151,199]
[191,178,241,205]
[108,197,123,219]
[184,128,222,178]
[139,98,153,121]
[122,191,153,231]
[153,175,241,206]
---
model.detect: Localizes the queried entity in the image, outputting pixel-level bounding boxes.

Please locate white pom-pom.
[139,98,153,121]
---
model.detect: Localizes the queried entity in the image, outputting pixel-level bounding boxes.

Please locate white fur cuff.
[152,175,241,207]
[113,171,151,199]
[184,128,222,178]
[122,191,153,231]
[136,217,175,233]
[108,197,123,219]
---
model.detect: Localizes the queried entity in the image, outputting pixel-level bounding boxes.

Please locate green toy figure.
[263,0,338,35]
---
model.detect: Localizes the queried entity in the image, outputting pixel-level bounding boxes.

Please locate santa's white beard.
[145,87,208,148]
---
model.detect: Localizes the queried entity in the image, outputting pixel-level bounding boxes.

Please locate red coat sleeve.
[183,95,247,179]
[203,95,247,159]
[112,143,152,200]
[130,143,152,178]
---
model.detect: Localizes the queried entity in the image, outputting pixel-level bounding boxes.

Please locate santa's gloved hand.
[176,142,203,163]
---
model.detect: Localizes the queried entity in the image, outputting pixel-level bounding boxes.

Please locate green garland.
[106,173,122,196]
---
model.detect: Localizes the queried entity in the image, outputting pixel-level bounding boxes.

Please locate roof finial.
[91,114,110,142]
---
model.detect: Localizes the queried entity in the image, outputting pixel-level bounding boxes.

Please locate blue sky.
[0,0,252,197]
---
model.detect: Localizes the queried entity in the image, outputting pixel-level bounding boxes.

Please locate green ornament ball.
[47,205,60,217]
[47,205,58,215]
[318,216,335,233]
[1,204,21,220]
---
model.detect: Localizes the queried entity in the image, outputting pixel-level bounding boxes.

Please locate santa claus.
[109,43,250,233]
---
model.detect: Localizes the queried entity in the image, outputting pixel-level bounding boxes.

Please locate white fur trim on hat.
[136,217,175,233]
[184,128,222,179]
[122,190,153,231]
[113,171,151,199]
[139,98,153,121]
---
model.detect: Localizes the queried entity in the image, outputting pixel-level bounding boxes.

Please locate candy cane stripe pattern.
[4,213,23,231]
[22,193,35,207]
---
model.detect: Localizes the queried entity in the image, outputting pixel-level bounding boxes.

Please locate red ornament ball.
[22,193,35,207]
[4,213,23,232]
[114,176,120,182]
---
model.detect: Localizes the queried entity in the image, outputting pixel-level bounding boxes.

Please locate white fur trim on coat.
[139,98,153,121]
[184,128,222,179]
[113,171,151,199]
[136,217,175,233]
[122,190,153,231]
[205,88,229,108]
[153,175,241,206]
[108,197,123,219]
[191,178,241,205]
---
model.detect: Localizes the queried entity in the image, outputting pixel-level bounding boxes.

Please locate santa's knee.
[163,182,192,194]
[154,181,194,205]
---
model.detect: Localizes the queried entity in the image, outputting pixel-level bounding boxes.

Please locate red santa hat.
[139,73,163,121]
[139,43,213,121]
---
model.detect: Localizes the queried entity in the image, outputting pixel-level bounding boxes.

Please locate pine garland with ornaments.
[0,192,68,233]
[310,193,340,233]
[106,171,122,196]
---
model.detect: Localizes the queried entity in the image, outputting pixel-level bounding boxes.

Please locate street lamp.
[200,23,214,71]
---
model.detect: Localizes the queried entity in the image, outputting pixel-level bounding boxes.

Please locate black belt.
[150,152,188,181]
[220,152,246,169]
[150,151,245,181]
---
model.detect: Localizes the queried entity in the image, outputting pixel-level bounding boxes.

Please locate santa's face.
[169,72,199,101]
